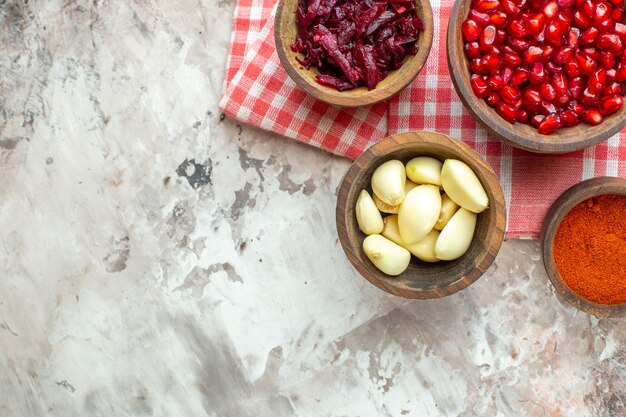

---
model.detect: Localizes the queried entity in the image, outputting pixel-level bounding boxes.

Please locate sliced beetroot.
[292,0,423,91]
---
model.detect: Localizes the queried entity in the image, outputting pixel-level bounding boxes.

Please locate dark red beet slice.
[292,0,423,91]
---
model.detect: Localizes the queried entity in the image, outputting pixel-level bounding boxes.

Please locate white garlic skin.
[371,160,406,206]
[397,184,441,244]
[440,159,489,214]
[362,234,411,276]
[356,190,384,235]
[405,157,443,186]
[434,208,477,261]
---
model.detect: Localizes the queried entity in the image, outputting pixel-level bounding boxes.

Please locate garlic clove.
[406,157,443,186]
[398,184,441,244]
[440,159,489,214]
[374,180,419,214]
[373,194,399,214]
[356,190,384,235]
[383,215,440,262]
[371,160,406,206]
[363,234,411,276]
[434,208,477,261]
[434,194,460,230]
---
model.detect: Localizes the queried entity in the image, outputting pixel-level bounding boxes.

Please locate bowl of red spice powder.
[542,176,626,317]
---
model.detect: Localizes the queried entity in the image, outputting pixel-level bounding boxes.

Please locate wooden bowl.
[541,176,626,318]
[447,0,626,153]
[336,131,506,299]
[275,0,434,107]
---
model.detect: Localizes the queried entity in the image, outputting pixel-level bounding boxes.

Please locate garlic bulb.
[363,234,411,276]
[434,208,477,261]
[440,159,489,213]
[398,184,441,244]
[371,160,406,206]
[405,157,443,186]
[356,190,384,235]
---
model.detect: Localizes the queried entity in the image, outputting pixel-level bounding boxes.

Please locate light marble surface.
[1,1,625,416]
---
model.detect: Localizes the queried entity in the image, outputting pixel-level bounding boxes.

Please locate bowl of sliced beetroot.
[275,0,434,107]
[448,0,626,153]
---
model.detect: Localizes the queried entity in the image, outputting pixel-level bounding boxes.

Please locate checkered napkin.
[219,0,626,238]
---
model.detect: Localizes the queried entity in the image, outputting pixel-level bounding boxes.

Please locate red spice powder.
[553,194,626,305]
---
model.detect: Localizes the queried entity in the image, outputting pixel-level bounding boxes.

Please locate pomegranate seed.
[552,72,569,92]
[598,16,616,31]
[470,9,491,26]
[517,109,531,122]
[614,22,626,38]
[554,46,575,64]
[486,91,502,106]
[480,25,497,50]
[601,51,616,69]
[524,88,543,107]
[599,94,625,114]
[504,51,522,66]
[615,65,626,81]
[556,92,571,105]
[464,42,482,59]
[593,2,612,26]
[581,0,595,18]
[604,81,624,94]
[497,102,518,123]
[567,27,580,46]
[555,11,571,32]
[502,0,521,15]
[567,100,586,115]
[607,67,617,79]
[501,85,522,103]
[540,99,558,114]
[558,0,575,7]
[541,82,558,100]
[588,68,608,91]
[565,60,581,77]
[496,29,508,44]
[545,21,564,46]
[581,87,601,105]
[612,7,624,20]
[543,1,559,18]
[597,33,623,52]
[509,19,529,37]
[538,112,562,133]
[560,110,580,125]
[471,74,491,97]
[502,66,514,84]
[579,27,599,45]
[508,37,531,52]
[530,62,547,83]
[470,58,486,74]
[475,0,501,12]
[583,108,604,124]
[484,54,503,71]
[524,13,547,34]
[524,46,545,63]
[463,19,482,42]
[511,68,530,85]
[572,10,591,29]
[531,113,545,127]
[488,74,505,90]
[545,61,563,73]
[582,47,601,60]
[490,11,509,26]
[576,53,597,75]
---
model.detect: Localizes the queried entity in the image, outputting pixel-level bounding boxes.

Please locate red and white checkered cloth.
[219,0,626,239]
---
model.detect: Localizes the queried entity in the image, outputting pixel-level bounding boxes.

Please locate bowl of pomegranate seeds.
[448,0,626,153]
[275,0,433,107]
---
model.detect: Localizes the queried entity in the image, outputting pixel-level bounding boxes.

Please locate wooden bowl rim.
[446,0,626,154]
[541,176,626,317]
[274,0,434,107]
[336,130,507,299]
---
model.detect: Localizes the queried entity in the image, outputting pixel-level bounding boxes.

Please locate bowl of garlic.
[336,131,506,299]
